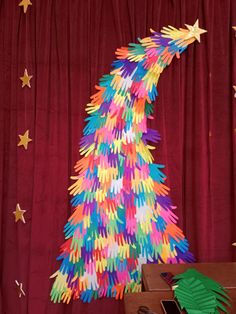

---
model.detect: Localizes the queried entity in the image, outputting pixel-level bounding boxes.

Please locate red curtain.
[0,0,236,313]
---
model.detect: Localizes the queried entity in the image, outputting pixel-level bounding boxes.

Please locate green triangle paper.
[174,268,231,314]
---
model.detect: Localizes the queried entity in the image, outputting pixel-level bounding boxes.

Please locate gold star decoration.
[18,0,32,14]
[233,85,236,98]
[20,69,33,88]
[13,203,26,223]
[15,280,26,297]
[232,26,236,37]
[18,130,32,150]
[185,19,207,42]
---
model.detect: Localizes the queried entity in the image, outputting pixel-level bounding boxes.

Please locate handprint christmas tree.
[51,20,206,303]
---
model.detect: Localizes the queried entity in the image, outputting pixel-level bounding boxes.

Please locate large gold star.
[13,204,26,223]
[185,19,207,42]
[15,280,26,297]
[20,69,33,88]
[18,130,32,150]
[18,0,32,14]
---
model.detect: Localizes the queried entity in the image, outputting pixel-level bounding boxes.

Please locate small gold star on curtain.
[233,85,236,98]
[18,130,32,150]
[18,0,32,14]
[233,26,236,37]
[15,280,26,297]
[20,69,33,88]
[13,204,26,223]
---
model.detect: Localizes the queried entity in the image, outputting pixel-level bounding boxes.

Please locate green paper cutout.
[174,268,231,314]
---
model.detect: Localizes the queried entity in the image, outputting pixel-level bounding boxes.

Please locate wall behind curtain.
[0,0,235,313]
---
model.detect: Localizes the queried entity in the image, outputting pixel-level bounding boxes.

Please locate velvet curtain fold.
[0,0,235,313]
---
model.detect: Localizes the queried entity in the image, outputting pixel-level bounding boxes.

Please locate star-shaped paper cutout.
[233,85,236,98]
[18,0,32,14]
[13,203,26,223]
[20,69,33,88]
[15,280,26,297]
[185,19,207,42]
[18,130,32,150]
